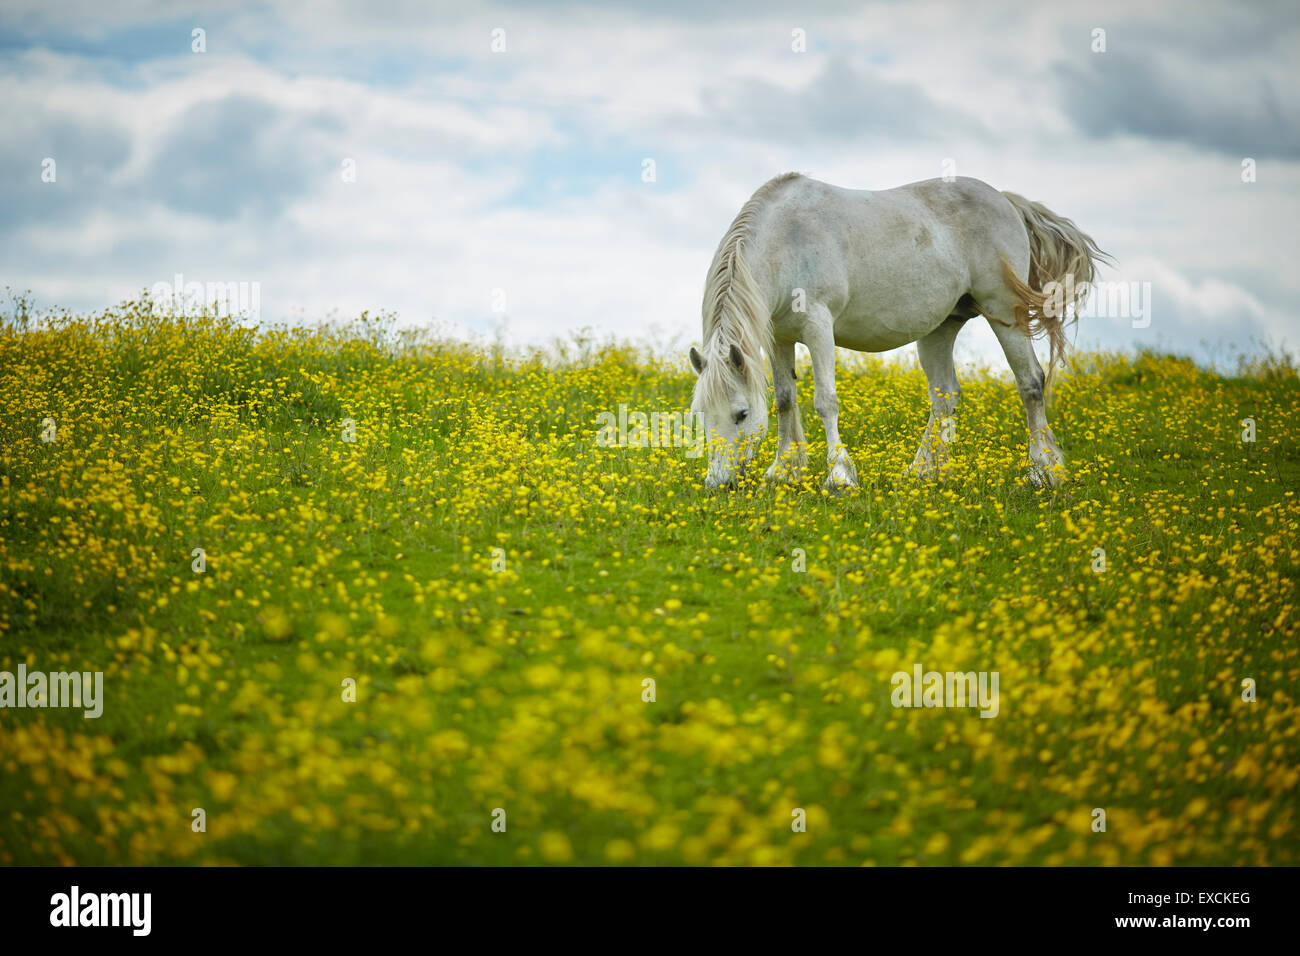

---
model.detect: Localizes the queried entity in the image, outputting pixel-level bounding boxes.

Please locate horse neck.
[706,246,776,368]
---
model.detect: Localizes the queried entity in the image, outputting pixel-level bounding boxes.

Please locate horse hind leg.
[907,317,964,480]
[981,300,1067,488]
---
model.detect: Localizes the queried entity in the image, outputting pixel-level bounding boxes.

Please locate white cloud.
[1,0,1296,373]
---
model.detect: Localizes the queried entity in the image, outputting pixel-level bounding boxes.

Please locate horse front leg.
[765,338,807,483]
[804,308,858,493]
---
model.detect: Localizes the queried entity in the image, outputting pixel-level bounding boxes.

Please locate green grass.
[1,307,1297,865]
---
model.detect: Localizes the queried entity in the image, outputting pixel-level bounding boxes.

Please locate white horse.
[689,173,1109,491]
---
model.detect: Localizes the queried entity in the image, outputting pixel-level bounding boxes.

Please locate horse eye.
[735,409,748,424]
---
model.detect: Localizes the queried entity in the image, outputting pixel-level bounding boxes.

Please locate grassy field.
[1,301,1297,866]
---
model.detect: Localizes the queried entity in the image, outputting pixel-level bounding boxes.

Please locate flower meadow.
[1,301,1297,867]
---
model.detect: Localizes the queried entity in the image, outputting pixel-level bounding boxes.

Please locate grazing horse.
[688,173,1110,491]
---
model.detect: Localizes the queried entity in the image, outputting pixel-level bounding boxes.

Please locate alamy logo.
[595,404,704,458]
[891,664,1000,718]
[1041,275,1153,329]
[150,273,260,320]
[0,665,103,718]
[50,886,151,936]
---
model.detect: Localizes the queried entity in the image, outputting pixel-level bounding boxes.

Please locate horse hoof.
[765,464,804,485]
[1023,467,1065,490]
[823,474,858,495]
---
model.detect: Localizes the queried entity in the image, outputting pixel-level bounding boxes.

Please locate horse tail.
[999,191,1112,399]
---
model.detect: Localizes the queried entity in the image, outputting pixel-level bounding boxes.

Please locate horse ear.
[729,343,744,370]
[689,346,705,375]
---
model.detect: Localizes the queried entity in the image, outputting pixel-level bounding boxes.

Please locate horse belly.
[831,312,931,352]
[833,261,966,352]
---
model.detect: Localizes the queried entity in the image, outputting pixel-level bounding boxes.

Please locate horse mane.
[697,172,799,408]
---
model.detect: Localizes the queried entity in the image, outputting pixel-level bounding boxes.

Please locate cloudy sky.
[2,0,1297,367]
